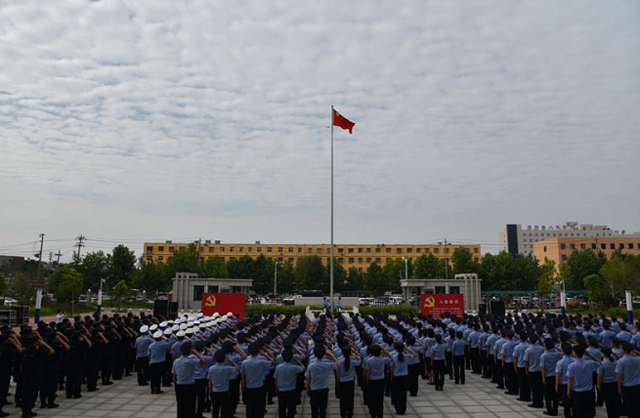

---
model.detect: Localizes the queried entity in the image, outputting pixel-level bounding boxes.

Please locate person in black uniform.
[65,329,92,399]
[40,328,68,409]
[86,326,107,392]
[0,330,22,418]
[20,332,54,418]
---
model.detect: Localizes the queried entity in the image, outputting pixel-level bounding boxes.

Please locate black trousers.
[278,389,297,418]
[101,356,112,384]
[559,384,572,418]
[407,363,420,396]
[310,388,329,418]
[470,347,480,374]
[0,377,9,413]
[390,375,408,415]
[601,381,621,418]
[194,378,207,417]
[175,383,195,418]
[543,376,559,415]
[517,367,530,401]
[136,357,150,385]
[211,391,229,418]
[433,359,445,390]
[229,377,240,416]
[66,367,82,398]
[529,371,543,407]
[20,378,40,416]
[445,352,453,378]
[337,381,354,418]
[453,355,465,384]
[367,379,384,418]
[505,363,518,395]
[163,354,173,387]
[40,370,58,406]
[245,387,266,418]
[571,390,595,418]
[86,357,100,390]
[150,362,164,393]
[494,360,504,388]
[623,384,640,418]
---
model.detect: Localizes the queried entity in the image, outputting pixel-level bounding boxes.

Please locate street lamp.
[401,257,409,281]
[96,278,105,317]
[273,261,280,296]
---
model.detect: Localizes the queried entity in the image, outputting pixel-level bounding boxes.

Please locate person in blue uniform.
[305,344,338,418]
[555,342,574,418]
[134,325,152,386]
[524,334,545,409]
[597,347,621,418]
[541,338,562,416]
[337,345,360,418]
[207,349,239,418]
[452,331,468,385]
[192,341,213,418]
[275,349,305,418]
[241,342,274,418]
[149,330,172,394]
[566,344,599,418]
[390,342,412,415]
[431,334,447,391]
[364,344,390,418]
[616,341,640,418]
[172,341,205,418]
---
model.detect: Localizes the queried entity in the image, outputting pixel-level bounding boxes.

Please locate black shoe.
[47,404,59,409]
[0,412,9,417]
[542,412,557,416]
[87,388,99,392]
[102,381,113,385]
[40,403,47,409]
[528,404,543,409]
[73,395,82,399]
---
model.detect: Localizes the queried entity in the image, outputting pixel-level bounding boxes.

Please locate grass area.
[566,305,640,318]
[4,299,154,318]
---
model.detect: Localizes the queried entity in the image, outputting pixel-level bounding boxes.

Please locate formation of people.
[1,308,640,418]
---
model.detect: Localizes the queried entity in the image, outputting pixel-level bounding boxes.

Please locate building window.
[366,257,372,263]
[338,248,344,254]
[278,247,284,253]
[348,248,354,253]
[146,246,153,252]
[288,258,294,263]
[146,256,152,261]
[248,247,252,252]
[219,247,225,252]
[229,247,235,252]
[158,246,164,252]
[416,248,422,253]
[543,246,547,252]
[288,247,293,253]
[601,243,606,250]
[570,244,576,250]
[180,247,186,252]
[444,247,449,254]
[424,248,430,253]
[366,248,371,253]
[298,247,303,253]
[307,248,312,253]
[560,243,566,250]
[348,258,354,264]
[386,258,391,263]
[474,258,479,262]
[620,243,625,249]
[193,285,205,301]
[208,247,214,253]
[358,248,363,253]
[278,257,283,262]
[610,244,615,250]
[169,246,175,252]
[267,247,272,253]
[591,244,596,250]
[396,248,402,254]
[580,243,586,249]
[229,257,236,261]
[386,248,391,253]
[257,247,262,253]
[406,248,413,253]
[433,248,439,254]
[157,256,163,261]
[358,258,363,263]
[317,248,322,253]
[375,248,381,253]
[474,248,479,253]
[629,243,635,249]
[167,256,173,261]
[375,258,381,263]
[339,257,344,263]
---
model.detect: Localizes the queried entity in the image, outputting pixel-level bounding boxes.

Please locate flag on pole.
[333,108,355,134]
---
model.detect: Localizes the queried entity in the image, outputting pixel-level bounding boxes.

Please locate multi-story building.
[142,241,481,270]
[499,221,632,256]
[534,236,640,266]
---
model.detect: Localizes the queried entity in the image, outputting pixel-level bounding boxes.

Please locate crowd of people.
[1,308,640,418]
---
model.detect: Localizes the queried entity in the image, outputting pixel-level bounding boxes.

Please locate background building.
[534,236,640,266]
[142,241,481,270]
[499,221,635,256]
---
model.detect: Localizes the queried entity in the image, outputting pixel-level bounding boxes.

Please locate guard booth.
[172,272,253,311]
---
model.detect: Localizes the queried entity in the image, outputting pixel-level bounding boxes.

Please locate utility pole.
[35,233,45,323]
[75,235,85,261]
[36,233,45,284]
[55,250,62,264]
[273,261,279,295]
[49,252,53,265]
[444,238,449,281]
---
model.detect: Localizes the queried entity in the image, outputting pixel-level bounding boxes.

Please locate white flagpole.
[330,105,335,313]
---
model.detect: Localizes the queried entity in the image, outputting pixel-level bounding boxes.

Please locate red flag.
[333,108,355,134]
[201,293,246,319]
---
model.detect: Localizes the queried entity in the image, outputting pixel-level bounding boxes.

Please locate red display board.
[201,293,245,319]
[420,294,464,317]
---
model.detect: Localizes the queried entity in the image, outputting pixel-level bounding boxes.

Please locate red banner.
[420,294,464,317]
[201,293,246,319]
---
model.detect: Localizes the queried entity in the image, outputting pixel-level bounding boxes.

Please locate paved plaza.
[4,371,609,418]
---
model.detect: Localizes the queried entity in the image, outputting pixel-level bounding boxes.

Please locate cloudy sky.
[1,0,639,260]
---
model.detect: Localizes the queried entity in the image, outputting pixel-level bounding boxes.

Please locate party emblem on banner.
[204,294,217,307]
[201,293,246,319]
[424,296,435,309]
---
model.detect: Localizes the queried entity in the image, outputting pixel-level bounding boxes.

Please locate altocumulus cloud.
[0,0,639,255]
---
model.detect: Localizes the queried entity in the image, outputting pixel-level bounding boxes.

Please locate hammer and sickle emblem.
[205,295,217,307]
[424,296,435,308]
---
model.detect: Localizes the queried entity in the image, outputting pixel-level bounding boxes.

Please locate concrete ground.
[3,371,608,418]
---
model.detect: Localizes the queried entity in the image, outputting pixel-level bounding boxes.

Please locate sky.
[1,0,639,261]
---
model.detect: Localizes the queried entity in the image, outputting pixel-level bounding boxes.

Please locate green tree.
[250,254,275,294]
[413,254,444,280]
[345,267,365,293]
[132,260,173,295]
[276,260,296,294]
[108,245,137,287]
[294,256,327,292]
[451,248,480,275]
[479,252,539,291]
[199,256,228,278]
[227,255,255,279]
[166,243,200,274]
[382,259,406,293]
[600,253,640,296]
[583,274,614,313]
[327,260,347,293]
[113,279,130,311]
[537,259,557,312]
[365,262,387,295]
[77,251,108,291]
[560,249,607,290]
[51,267,84,315]
[0,273,6,297]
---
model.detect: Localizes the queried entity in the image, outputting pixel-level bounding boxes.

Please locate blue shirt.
[515,342,529,368]
[171,339,187,361]
[567,358,599,392]
[541,349,562,377]
[241,356,272,389]
[135,335,153,358]
[172,355,200,385]
[432,343,447,361]
[469,331,481,349]
[501,340,517,363]
[305,358,336,391]
[149,340,171,364]
[555,355,574,385]
[365,356,390,380]
[194,354,213,380]
[598,358,618,384]
[391,352,411,377]
[524,344,544,372]
[616,331,632,343]
[615,354,640,387]
[275,362,304,391]
[600,330,616,347]
[207,363,236,392]
[453,339,467,357]
[338,356,361,382]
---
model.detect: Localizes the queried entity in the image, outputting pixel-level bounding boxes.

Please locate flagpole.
[330,105,334,313]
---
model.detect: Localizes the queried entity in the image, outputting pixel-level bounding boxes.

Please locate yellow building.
[534,236,640,266]
[142,241,481,270]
